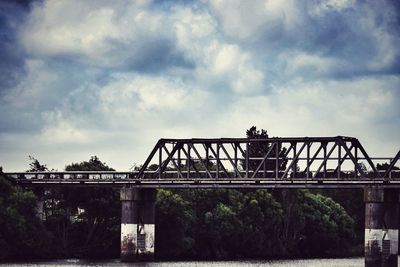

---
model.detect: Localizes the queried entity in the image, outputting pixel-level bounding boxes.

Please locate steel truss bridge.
[4,136,400,189]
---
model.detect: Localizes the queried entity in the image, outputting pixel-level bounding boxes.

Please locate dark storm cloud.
[103,37,195,73]
[308,0,400,77]
[0,1,29,92]
[0,0,42,133]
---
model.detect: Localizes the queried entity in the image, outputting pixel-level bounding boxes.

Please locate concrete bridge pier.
[364,187,399,267]
[120,187,156,262]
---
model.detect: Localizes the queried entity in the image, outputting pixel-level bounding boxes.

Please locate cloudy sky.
[0,0,399,171]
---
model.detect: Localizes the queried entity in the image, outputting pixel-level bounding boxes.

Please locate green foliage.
[156,189,194,258]
[235,190,283,258]
[377,162,399,170]
[44,156,120,258]
[301,191,355,256]
[241,126,288,177]
[317,189,364,246]
[153,188,356,260]
[27,156,49,172]
[65,156,114,171]
[0,175,52,261]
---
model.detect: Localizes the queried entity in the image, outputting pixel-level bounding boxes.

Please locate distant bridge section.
[4,136,400,188]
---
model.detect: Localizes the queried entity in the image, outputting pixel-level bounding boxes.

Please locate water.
[0,258,371,267]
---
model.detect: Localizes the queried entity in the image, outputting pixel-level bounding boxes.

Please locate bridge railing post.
[364,187,399,267]
[120,187,156,262]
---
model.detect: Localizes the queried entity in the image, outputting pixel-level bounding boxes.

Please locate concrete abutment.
[364,187,399,267]
[120,187,155,262]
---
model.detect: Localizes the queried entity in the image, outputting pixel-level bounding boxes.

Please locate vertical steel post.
[306,142,310,179]
[234,143,238,178]
[246,142,249,178]
[177,147,181,179]
[275,142,279,179]
[292,142,297,176]
[158,146,162,179]
[354,146,358,179]
[323,143,327,178]
[263,157,266,178]
[216,144,219,179]
[338,142,341,179]
[187,144,190,179]
[205,144,209,173]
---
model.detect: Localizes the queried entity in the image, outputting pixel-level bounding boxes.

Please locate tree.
[376,162,400,171]
[240,127,356,257]
[241,126,287,177]
[236,190,283,258]
[27,155,49,172]
[0,175,52,260]
[156,189,194,258]
[65,156,114,172]
[170,188,285,259]
[300,192,355,256]
[44,156,120,258]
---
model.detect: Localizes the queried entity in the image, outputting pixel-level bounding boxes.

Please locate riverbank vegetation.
[0,127,369,261]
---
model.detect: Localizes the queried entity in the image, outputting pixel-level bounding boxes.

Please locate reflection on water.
[0,257,373,267]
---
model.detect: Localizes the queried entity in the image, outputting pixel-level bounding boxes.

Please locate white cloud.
[19,0,176,68]
[41,111,92,145]
[232,63,265,94]
[197,41,266,95]
[280,51,345,77]
[99,74,210,113]
[209,0,303,41]
[310,0,356,16]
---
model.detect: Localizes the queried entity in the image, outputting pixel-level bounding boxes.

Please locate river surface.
[0,257,384,266]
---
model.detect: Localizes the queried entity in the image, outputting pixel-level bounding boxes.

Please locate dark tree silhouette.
[241,126,288,177]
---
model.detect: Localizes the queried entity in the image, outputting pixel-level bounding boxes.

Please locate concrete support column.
[364,187,399,267]
[120,187,156,262]
[382,189,399,267]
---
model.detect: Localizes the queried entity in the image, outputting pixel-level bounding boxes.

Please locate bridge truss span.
[4,136,400,188]
[138,136,400,181]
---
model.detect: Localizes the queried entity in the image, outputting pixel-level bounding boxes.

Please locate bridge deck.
[9,178,400,188]
[4,170,400,189]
